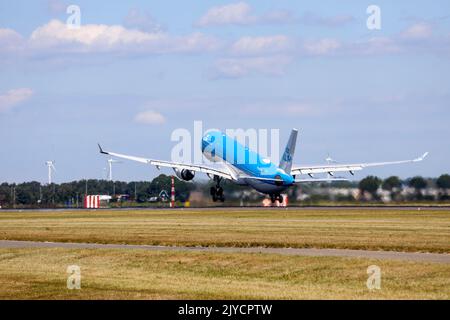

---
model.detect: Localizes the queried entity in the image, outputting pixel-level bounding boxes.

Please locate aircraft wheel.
[210,187,217,202]
[270,194,276,203]
[278,194,284,203]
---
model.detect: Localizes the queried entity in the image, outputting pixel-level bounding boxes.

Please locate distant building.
[115,194,130,202]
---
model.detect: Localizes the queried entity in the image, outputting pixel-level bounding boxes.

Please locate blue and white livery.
[99,129,428,203]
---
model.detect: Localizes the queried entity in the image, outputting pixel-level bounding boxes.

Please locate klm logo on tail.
[282,147,292,162]
[279,129,298,174]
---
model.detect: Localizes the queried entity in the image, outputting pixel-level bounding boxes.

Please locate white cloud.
[299,12,354,27]
[0,28,24,54]
[30,20,161,48]
[0,88,34,113]
[196,2,254,27]
[401,22,433,40]
[196,4,354,28]
[351,37,401,55]
[123,8,164,33]
[195,2,295,27]
[134,110,166,124]
[303,38,341,55]
[216,36,345,78]
[213,56,292,78]
[260,10,296,24]
[0,20,221,58]
[0,18,448,76]
[230,35,293,56]
[215,37,342,78]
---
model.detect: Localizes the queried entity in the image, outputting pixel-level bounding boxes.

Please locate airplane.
[98,129,428,203]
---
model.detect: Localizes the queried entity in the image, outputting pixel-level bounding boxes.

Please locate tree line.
[358,174,450,201]
[0,174,194,208]
[0,174,449,208]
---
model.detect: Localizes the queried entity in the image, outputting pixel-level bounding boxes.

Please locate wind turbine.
[325,153,338,165]
[325,153,338,180]
[107,158,121,181]
[45,161,56,184]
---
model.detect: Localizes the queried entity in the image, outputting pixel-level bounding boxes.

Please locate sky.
[0,0,449,183]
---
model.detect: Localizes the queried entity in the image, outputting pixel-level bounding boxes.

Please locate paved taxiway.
[0,240,448,264]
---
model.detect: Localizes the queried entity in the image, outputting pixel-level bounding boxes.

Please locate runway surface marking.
[0,240,449,264]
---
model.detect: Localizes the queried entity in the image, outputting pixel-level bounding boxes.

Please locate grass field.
[0,208,448,299]
[0,209,448,253]
[0,248,449,299]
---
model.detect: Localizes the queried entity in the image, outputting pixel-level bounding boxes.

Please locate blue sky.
[0,0,449,183]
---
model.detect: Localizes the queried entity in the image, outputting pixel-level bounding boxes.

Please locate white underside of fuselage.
[245,178,288,194]
[206,154,288,195]
[222,160,288,194]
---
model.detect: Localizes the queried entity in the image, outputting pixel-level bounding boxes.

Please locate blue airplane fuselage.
[201,131,294,194]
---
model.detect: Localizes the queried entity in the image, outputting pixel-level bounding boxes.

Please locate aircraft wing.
[98,144,234,180]
[294,177,349,183]
[291,152,428,176]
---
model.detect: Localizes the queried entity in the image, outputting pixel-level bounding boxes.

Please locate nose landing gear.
[210,176,225,202]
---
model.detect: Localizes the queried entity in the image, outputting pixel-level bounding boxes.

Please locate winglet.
[98,143,108,155]
[415,152,429,162]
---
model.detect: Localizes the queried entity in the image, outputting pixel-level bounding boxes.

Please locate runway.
[1,240,449,264]
[2,205,450,212]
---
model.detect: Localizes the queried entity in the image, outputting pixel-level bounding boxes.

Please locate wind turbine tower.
[45,161,56,184]
[325,154,338,165]
[325,154,338,180]
[107,158,121,181]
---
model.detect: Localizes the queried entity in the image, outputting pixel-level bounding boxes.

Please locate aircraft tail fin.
[279,129,298,174]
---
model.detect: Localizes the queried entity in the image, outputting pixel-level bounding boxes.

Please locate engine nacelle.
[174,168,195,181]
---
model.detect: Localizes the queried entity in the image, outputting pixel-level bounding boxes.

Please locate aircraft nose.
[201,133,216,152]
[201,139,209,152]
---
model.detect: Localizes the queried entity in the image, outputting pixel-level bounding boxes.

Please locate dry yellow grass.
[0,248,448,299]
[0,209,448,253]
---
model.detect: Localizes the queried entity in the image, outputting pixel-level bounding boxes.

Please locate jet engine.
[174,168,195,181]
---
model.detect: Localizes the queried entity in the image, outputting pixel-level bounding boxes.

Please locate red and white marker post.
[170,176,175,208]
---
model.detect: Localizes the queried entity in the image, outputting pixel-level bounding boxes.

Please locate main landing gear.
[270,194,283,204]
[210,176,225,202]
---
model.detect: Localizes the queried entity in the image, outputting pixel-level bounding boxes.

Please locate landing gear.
[270,194,283,204]
[210,176,225,202]
[210,186,224,202]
